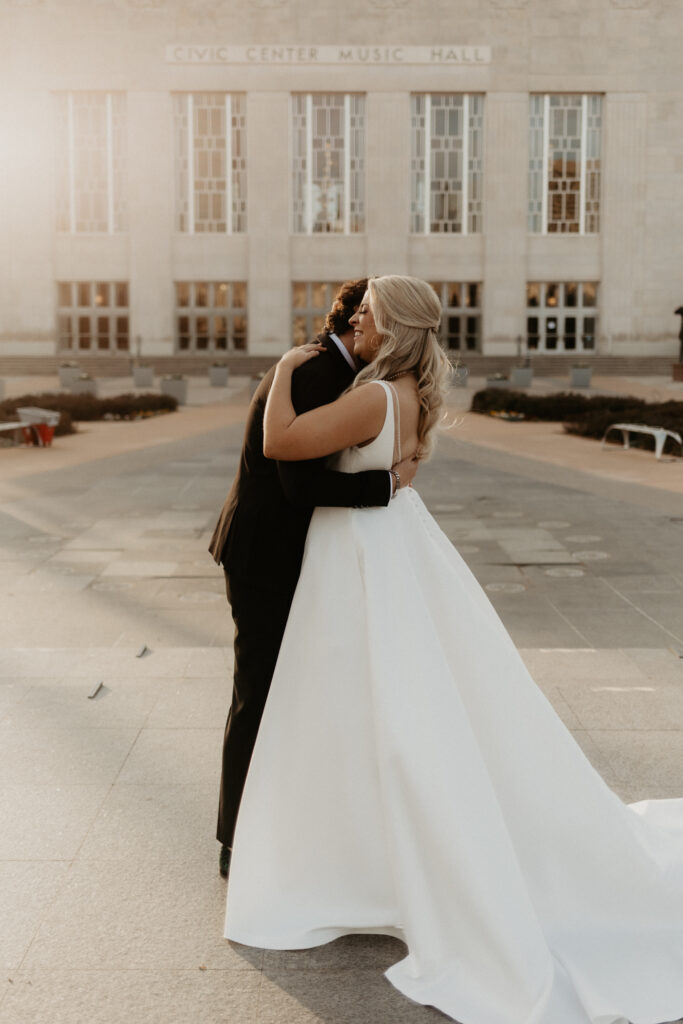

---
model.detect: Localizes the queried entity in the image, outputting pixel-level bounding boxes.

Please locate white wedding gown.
[225,381,683,1024]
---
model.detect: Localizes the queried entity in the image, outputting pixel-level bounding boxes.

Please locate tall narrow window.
[528,95,602,234]
[410,95,484,234]
[174,93,247,234]
[291,94,365,234]
[55,93,126,233]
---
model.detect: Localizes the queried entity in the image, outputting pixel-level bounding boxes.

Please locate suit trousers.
[216,569,296,849]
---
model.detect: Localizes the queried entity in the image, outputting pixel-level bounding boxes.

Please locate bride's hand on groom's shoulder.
[278,342,325,372]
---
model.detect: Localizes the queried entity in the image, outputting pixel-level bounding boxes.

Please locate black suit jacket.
[208,334,390,589]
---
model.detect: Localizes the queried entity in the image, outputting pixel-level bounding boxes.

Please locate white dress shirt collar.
[328,332,357,371]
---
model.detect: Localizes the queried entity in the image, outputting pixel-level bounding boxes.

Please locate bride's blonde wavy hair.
[351,275,453,459]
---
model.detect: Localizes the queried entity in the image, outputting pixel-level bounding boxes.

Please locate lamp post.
[674,307,683,380]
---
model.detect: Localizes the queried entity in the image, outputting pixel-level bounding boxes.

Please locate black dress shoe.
[219,844,231,879]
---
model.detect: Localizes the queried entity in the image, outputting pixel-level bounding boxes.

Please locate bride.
[224,275,683,1024]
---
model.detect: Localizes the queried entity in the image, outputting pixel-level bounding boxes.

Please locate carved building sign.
[166,44,492,65]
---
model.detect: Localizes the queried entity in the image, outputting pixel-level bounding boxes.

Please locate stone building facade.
[1,0,681,367]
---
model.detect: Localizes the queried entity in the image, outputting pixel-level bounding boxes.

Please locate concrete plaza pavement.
[0,374,682,1023]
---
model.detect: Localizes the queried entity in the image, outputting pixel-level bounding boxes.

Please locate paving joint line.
[598,577,683,648]
[544,598,593,648]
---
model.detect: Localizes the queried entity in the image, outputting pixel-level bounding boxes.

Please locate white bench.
[0,407,61,447]
[0,420,35,445]
[602,422,682,460]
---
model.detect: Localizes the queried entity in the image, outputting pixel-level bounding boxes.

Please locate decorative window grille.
[526,282,598,352]
[55,93,126,233]
[291,282,343,344]
[528,95,602,234]
[291,95,365,234]
[431,282,482,351]
[173,94,247,233]
[175,282,247,352]
[57,281,129,351]
[410,95,484,234]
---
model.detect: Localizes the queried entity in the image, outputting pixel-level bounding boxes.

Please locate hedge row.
[470,388,683,456]
[470,389,647,420]
[0,391,178,436]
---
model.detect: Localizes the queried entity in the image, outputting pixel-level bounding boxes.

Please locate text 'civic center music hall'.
[1,0,682,370]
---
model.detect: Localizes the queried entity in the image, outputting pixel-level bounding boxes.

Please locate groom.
[209,278,418,876]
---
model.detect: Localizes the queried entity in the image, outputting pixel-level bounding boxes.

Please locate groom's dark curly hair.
[324,278,369,337]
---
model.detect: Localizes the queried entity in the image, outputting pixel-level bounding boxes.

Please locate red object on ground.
[37,423,55,446]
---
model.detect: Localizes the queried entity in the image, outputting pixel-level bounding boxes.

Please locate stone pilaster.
[246,92,291,354]
[0,92,12,352]
[365,92,410,277]
[1,90,54,355]
[481,93,528,357]
[600,93,648,354]
[128,92,175,358]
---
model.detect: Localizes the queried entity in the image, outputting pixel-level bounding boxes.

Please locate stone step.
[0,354,678,378]
[0,355,276,377]
[457,355,678,377]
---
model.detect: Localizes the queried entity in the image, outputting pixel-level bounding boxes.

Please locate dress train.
[225,381,683,1024]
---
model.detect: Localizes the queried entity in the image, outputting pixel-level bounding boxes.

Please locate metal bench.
[602,422,682,460]
[0,407,60,447]
[0,420,36,445]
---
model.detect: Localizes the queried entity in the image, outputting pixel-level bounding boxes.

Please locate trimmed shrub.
[470,389,647,420]
[470,388,682,455]
[99,393,178,419]
[0,391,178,436]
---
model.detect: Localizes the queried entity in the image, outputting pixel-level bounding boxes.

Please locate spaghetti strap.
[385,381,401,464]
[364,379,399,468]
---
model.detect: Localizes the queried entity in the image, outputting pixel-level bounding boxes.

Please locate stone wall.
[1,0,681,360]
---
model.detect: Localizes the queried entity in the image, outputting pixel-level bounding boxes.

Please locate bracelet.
[389,469,401,497]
